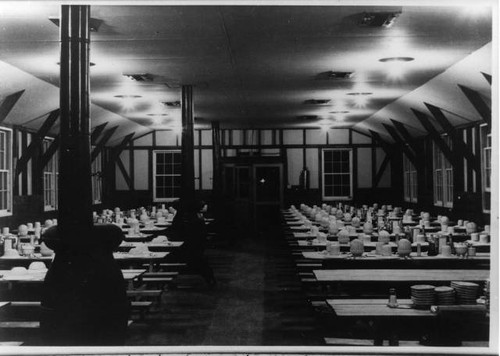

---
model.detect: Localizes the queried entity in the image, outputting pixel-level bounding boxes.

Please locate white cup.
[441,245,452,257]
[2,227,9,235]
[382,245,392,256]
[468,247,476,257]
[484,225,490,233]
[457,219,463,226]
[471,233,479,242]
[479,234,489,244]
[329,242,340,256]
[27,223,33,230]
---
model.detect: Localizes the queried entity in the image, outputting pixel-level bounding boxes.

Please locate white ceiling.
[0,2,494,144]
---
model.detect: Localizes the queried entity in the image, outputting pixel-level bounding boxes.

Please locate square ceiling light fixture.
[48,16,103,32]
[360,11,402,28]
[123,73,154,82]
[161,101,181,107]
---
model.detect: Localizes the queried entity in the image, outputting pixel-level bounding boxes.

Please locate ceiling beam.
[458,84,491,126]
[411,108,454,165]
[424,103,480,173]
[382,123,417,167]
[0,90,25,124]
[368,130,392,155]
[373,153,391,188]
[91,126,118,162]
[91,122,108,145]
[389,119,419,155]
[109,133,135,163]
[40,136,60,169]
[481,72,492,85]
[15,109,60,176]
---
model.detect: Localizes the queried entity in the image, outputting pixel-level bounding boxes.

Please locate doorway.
[221,158,283,231]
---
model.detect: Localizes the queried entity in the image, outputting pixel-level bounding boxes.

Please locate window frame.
[153,150,182,202]
[432,136,453,208]
[321,148,353,201]
[91,147,103,205]
[0,127,13,217]
[42,137,58,212]
[403,153,418,203]
[480,124,491,213]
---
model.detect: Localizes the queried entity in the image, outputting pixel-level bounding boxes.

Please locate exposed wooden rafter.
[0,90,25,124]
[373,154,391,188]
[368,130,392,155]
[382,124,417,167]
[15,109,60,176]
[91,122,108,145]
[481,72,492,85]
[424,103,480,172]
[109,133,135,163]
[40,136,60,169]
[390,119,419,155]
[458,84,491,126]
[411,108,454,165]
[115,155,133,190]
[91,126,118,162]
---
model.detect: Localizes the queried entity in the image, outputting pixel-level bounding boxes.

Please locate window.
[481,125,491,212]
[322,149,352,200]
[0,128,12,216]
[433,137,453,208]
[403,154,418,203]
[153,150,181,202]
[43,138,58,211]
[92,148,103,204]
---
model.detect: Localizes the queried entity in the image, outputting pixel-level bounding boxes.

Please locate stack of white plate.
[411,285,435,309]
[451,281,479,305]
[434,286,455,305]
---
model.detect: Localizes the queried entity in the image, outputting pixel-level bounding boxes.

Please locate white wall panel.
[225,149,236,157]
[232,130,243,145]
[156,130,177,146]
[287,148,303,187]
[283,130,303,145]
[328,129,349,144]
[261,130,273,145]
[306,148,319,189]
[357,148,372,188]
[134,133,153,146]
[261,148,280,156]
[133,150,149,190]
[352,131,372,144]
[201,130,212,146]
[201,149,213,190]
[194,149,200,190]
[306,129,326,145]
[116,150,130,190]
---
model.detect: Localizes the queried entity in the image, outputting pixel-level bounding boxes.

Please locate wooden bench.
[0,320,134,328]
[126,289,163,301]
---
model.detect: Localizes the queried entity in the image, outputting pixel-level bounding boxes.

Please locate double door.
[222,162,283,229]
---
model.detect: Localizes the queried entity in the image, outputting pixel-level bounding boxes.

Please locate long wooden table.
[327,298,434,317]
[302,251,490,269]
[313,269,490,283]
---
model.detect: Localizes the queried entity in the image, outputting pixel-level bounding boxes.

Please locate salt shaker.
[387,288,398,308]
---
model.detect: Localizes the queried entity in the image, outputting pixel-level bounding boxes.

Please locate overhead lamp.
[298,115,319,120]
[161,101,181,107]
[360,11,401,28]
[123,73,154,82]
[147,113,168,117]
[48,17,103,32]
[379,57,414,63]
[328,71,355,79]
[304,99,331,105]
[114,95,142,99]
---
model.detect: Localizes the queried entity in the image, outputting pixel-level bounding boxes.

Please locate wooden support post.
[181,85,195,205]
[41,5,128,346]
[212,121,222,195]
[0,90,25,124]
[458,84,491,126]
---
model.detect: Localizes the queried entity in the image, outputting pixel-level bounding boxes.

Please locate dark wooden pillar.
[181,85,195,204]
[58,4,93,235]
[41,5,128,346]
[212,121,222,195]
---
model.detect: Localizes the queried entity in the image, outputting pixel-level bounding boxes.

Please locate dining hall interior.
[0,0,497,354]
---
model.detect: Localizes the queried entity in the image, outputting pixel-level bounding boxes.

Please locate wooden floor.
[125,224,323,346]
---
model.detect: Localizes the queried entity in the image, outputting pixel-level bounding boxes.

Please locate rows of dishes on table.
[0,205,183,281]
[284,203,491,258]
[283,203,491,316]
